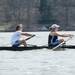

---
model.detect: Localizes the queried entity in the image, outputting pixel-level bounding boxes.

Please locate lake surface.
[0,31,75,75]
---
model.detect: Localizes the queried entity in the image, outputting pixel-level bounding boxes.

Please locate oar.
[26,35,35,41]
[52,36,73,50]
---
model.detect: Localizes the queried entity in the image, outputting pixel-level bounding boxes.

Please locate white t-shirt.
[11,31,21,45]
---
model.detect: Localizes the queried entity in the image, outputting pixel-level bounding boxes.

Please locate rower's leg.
[20,40,27,47]
[22,40,27,47]
[59,39,66,45]
[60,39,64,43]
[52,39,64,46]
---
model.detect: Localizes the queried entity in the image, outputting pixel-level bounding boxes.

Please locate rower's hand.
[68,34,74,38]
[32,34,36,37]
[31,34,40,38]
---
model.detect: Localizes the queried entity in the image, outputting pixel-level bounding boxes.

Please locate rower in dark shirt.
[48,24,72,47]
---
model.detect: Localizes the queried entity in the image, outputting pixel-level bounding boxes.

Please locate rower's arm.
[53,32,71,37]
[21,32,33,36]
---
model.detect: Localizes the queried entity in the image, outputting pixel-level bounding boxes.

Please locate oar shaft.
[52,41,64,50]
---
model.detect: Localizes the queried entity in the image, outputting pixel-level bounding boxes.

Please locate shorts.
[48,40,60,47]
[12,41,20,47]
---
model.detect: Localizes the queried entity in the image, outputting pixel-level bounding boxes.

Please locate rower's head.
[49,24,60,31]
[16,24,23,31]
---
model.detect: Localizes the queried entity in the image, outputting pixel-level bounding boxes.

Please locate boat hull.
[0,45,75,51]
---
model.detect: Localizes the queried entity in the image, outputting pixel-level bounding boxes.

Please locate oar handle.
[26,35,35,41]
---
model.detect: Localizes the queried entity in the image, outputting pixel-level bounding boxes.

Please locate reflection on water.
[0,31,75,75]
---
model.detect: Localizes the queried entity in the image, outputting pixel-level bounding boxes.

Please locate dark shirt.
[48,34,59,47]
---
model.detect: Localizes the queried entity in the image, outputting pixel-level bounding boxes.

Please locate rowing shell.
[0,45,75,51]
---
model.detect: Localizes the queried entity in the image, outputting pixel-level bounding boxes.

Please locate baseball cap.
[50,24,60,28]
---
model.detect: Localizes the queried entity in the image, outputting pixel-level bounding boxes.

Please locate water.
[0,31,75,75]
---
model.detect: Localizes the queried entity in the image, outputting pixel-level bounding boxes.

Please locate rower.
[48,24,72,47]
[11,24,34,47]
